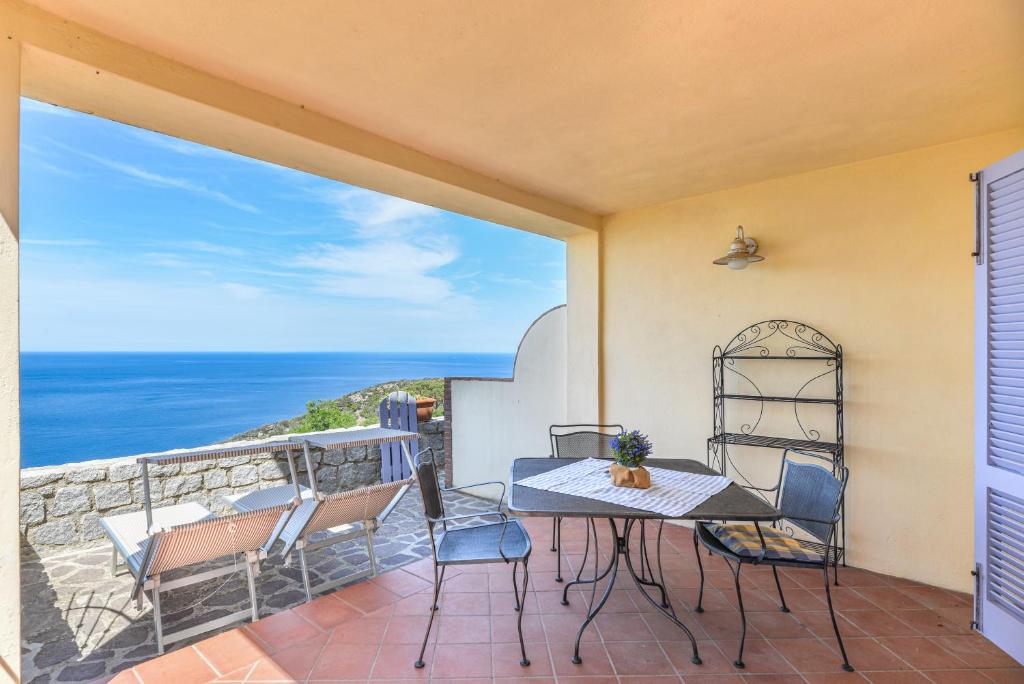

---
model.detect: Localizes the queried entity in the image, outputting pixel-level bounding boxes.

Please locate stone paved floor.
[20,481,496,684]
[110,517,1022,684]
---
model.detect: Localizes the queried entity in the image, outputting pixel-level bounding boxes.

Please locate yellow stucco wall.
[598,129,1024,592]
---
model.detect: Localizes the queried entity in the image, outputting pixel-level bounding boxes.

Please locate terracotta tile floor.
[108,517,1022,683]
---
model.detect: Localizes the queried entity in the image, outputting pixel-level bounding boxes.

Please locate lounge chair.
[273,478,414,602]
[101,501,296,654]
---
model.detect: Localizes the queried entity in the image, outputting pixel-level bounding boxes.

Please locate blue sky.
[18,98,566,352]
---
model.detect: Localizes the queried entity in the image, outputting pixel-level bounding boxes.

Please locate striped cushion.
[705,523,823,563]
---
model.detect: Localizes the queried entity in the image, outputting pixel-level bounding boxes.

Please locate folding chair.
[102,502,295,654]
[276,478,414,602]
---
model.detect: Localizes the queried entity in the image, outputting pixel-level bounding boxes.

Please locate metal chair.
[694,450,852,672]
[413,448,532,669]
[547,423,623,581]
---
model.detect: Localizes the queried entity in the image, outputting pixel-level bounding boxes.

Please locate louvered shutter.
[988,166,1024,475]
[987,488,1024,625]
[977,149,1024,665]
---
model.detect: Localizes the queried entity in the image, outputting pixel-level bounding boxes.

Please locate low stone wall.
[20,419,445,555]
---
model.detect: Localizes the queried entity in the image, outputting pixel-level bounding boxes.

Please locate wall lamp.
[713,225,764,270]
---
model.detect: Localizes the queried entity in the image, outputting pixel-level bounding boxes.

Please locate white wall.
[0,37,19,683]
[566,233,600,422]
[450,306,567,496]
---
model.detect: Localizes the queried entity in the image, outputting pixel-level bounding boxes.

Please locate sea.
[19,352,514,468]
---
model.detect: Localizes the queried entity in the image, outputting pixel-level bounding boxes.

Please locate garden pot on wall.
[415,396,436,423]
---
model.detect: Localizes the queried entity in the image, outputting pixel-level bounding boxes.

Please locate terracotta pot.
[415,396,436,422]
[609,463,651,489]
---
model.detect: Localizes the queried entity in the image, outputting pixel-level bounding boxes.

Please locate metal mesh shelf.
[708,432,840,453]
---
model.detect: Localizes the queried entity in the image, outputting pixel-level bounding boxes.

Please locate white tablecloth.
[515,458,731,517]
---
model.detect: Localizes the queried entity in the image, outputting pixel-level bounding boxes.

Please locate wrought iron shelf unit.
[708,320,846,566]
[709,432,840,453]
[721,393,838,405]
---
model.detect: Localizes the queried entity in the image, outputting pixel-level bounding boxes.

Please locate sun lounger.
[101,501,296,653]
[275,478,413,602]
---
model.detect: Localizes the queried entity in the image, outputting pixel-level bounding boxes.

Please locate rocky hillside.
[228,378,444,441]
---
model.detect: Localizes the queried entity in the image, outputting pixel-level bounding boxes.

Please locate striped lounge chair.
[274,478,414,602]
[101,501,296,654]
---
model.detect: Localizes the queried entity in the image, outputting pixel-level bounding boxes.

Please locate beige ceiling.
[20,0,1024,215]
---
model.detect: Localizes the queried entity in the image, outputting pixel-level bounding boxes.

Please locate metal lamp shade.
[713,226,764,269]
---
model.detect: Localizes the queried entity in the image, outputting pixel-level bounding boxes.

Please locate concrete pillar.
[565,230,600,423]
[0,36,20,683]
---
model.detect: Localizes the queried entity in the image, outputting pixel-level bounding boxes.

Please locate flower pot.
[415,396,436,423]
[609,463,651,489]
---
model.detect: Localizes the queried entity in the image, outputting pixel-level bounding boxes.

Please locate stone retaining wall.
[20,419,445,555]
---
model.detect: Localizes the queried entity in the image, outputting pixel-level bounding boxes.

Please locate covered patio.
[112,516,1017,683]
[2,1,1024,681]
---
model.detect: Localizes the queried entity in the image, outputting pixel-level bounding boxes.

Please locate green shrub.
[292,400,358,433]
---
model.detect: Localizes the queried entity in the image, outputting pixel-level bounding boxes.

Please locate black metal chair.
[413,449,533,669]
[547,423,623,581]
[694,450,852,672]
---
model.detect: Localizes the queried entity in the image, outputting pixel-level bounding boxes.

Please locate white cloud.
[175,240,246,257]
[23,238,100,247]
[295,238,460,304]
[142,252,195,269]
[221,282,265,300]
[49,141,260,214]
[129,129,211,157]
[321,187,440,237]
[32,161,82,179]
[21,99,75,117]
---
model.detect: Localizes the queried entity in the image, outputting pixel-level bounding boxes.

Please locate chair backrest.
[379,391,418,482]
[305,478,413,533]
[549,424,624,459]
[414,449,446,528]
[778,455,847,544]
[146,503,293,577]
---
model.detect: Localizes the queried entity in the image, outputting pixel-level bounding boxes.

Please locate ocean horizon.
[20,351,514,468]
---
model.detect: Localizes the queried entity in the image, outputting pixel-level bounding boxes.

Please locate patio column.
[566,230,601,422]
[0,35,20,683]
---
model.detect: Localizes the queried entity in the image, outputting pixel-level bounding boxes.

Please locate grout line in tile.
[192,642,223,678]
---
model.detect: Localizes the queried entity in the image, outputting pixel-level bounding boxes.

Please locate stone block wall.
[20,419,445,555]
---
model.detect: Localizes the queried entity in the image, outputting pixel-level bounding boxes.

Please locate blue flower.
[610,430,652,467]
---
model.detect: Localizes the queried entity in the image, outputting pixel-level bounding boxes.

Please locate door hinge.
[971,564,982,630]
[971,172,983,265]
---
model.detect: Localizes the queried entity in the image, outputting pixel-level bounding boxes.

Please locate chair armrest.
[443,480,507,510]
[742,484,780,493]
[427,511,507,525]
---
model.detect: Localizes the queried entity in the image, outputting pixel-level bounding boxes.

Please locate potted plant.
[608,430,653,489]
[415,396,436,422]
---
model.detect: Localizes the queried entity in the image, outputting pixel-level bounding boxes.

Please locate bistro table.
[509,457,780,666]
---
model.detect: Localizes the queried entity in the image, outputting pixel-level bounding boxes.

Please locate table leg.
[630,520,670,609]
[561,516,615,606]
[571,518,619,664]
[623,519,701,664]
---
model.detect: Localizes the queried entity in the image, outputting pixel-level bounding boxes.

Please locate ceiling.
[22,0,1024,215]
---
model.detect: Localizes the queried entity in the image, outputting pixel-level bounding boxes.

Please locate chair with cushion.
[547,423,623,581]
[413,448,532,670]
[693,449,852,672]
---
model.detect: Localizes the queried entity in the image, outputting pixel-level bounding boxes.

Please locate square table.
[509,457,780,666]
